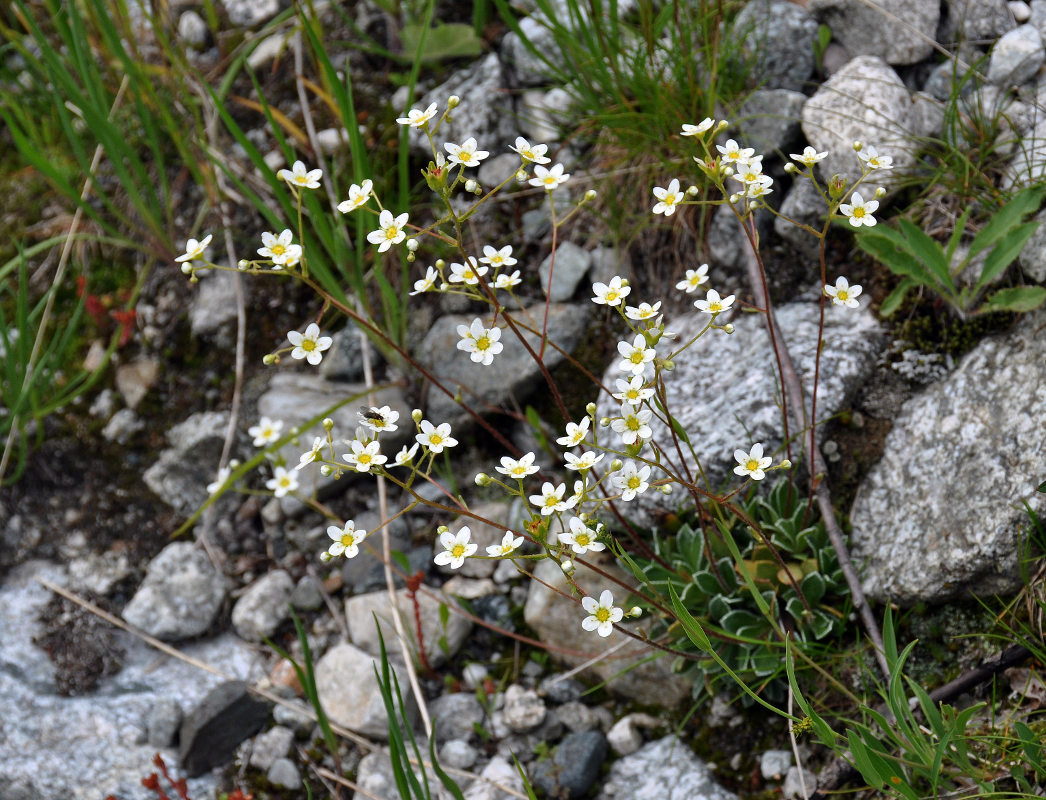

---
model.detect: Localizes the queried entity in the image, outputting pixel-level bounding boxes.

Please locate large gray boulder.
[596,735,736,800]
[851,311,1046,604]
[808,0,939,65]
[143,411,229,516]
[734,0,820,92]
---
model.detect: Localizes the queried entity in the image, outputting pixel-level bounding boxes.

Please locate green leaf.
[944,208,971,263]
[899,218,951,288]
[720,609,762,635]
[799,572,826,605]
[976,220,1039,291]
[977,286,1046,314]
[401,22,483,62]
[856,230,935,286]
[969,185,1046,259]
[1038,480,1046,493]
[879,276,919,316]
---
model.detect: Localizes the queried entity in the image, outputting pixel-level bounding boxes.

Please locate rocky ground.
[2,0,1046,798]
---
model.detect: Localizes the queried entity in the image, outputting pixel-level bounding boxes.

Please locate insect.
[358,407,385,423]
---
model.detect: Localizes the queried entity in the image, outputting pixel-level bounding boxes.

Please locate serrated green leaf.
[977,286,1046,314]
[976,220,1039,291]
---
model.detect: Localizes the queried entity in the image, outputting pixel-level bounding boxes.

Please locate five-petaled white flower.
[858,145,893,170]
[393,442,419,467]
[288,323,333,365]
[411,266,440,295]
[529,163,570,190]
[337,180,373,213]
[745,180,773,200]
[449,257,488,285]
[510,136,551,164]
[556,417,591,447]
[487,530,525,557]
[625,301,661,321]
[652,178,683,217]
[613,376,655,404]
[343,439,387,473]
[494,270,522,290]
[456,318,503,366]
[733,443,772,481]
[296,436,325,470]
[248,416,283,447]
[839,191,878,227]
[278,160,323,189]
[790,146,828,167]
[564,451,604,471]
[495,452,540,479]
[581,589,623,637]
[614,460,651,501]
[359,406,399,433]
[591,276,631,306]
[680,118,715,136]
[396,102,438,128]
[479,244,517,268]
[694,289,735,315]
[716,139,754,164]
[175,234,212,263]
[367,209,410,252]
[529,481,576,515]
[327,520,368,558]
[445,137,489,168]
[258,230,302,267]
[435,527,477,569]
[617,334,656,376]
[416,419,458,453]
[676,264,709,293]
[611,405,653,446]
[561,516,606,555]
[825,276,863,308]
[266,465,299,498]
[732,158,767,186]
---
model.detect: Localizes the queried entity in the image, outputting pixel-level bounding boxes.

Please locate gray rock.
[462,662,489,690]
[554,701,600,732]
[178,10,208,46]
[539,242,592,302]
[606,713,662,756]
[352,546,433,595]
[436,501,515,579]
[339,508,411,590]
[232,570,294,642]
[67,549,132,596]
[1032,0,1046,37]
[101,408,144,444]
[147,699,183,748]
[518,88,574,147]
[357,749,438,797]
[1014,0,1033,23]
[440,739,479,770]
[596,735,737,800]
[988,24,1045,85]
[115,357,159,410]
[734,0,819,91]
[524,559,691,707]
[223,0,279,27]
[760,749,793,779]
[143,411,229,516]
[1019,207,1046,281]
[249,725,294,771]
[318,322,372,382]
[289,575,324,611]
[707,202,773,271]
[464,756,527,800]
[588,245,634,288]
[479,152,522,189]
[418,303,591,425]
[442,576,499,599]
[801,56,915,192]
[808,0,939,65]
[944,0,1017,44]
[179,681,271,777]
[501,16,563,86]
[273,699,315,737]
[852,312,1046,603]
[736,89,807,156]
[314,642,416,738]
[775,178,826,258]
[122,542,228,641]
[345,588,472,668]
[783,766,818,799]
[502,684,546,732]
[267,757,302,789]
[538,674,586,704]
[190,269,240,340]
[923,53,977,102]
[532,730,607,799]
[431,692,486,743]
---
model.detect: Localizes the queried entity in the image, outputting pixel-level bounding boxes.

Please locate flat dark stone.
[178,680,271,776]
[532,730,608,799]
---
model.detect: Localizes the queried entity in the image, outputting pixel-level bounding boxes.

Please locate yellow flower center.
[451,544,465,558]
[278,476,291,488]
[837,290,850,301]
[358,453,372,465]
[429,433,443,447]
[595,607,610,622]
[271,244,286,256]
[341,533,355,547]
[301,339,316,352]
[709,301,722,312]
[476,334,491,351]
[746,459,760,471]
[629,351,644,364]
[627,418,640,431]
[576,533,590,546]
[852,207,866,219]
[606,289,620,302]
[295,176,308,185]
[665,193,678,205]
[385,226,400,240]
[627,476,641,489]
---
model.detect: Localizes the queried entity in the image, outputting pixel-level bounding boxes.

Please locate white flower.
[296,436,325,470]
[824,276,863,308]
[591,276,631,306]
[456,318,504,366]
[560,516,605,555]
[613,376,655,404]
[278,160,322,189]
[652,178,683,216]
[581,589,623,637]
[494,270,522,290]
[529,163,570,190]
[175,234,212,263]
[248,416,284,447]
[416,419,458,453]
[731,157,765,185]
[510,136,551,164]
[676,264,709,293]
[495,452,540,479]
[411,266,440,295]
[529,481,576,516]
[839,191,879,227]
[556,417,591,447]
[448,257,488,285]
[858,145,893,170]
[343,439,387,473]
[359,405,400,433]
[624,301,661,321]
[716,139,754,164]
[611,405,653,446]
[564,451,604,471]
[733,442,772,481]
[614,460,651,501]
[487,530,524,557]
[258,229,302,267]
[434,527,478,569]
[444,137,489,167]
[790,146,828,167]
[694,289,735,315]
[367,209,410,252]
[680,118,715,136]
[479,244,517,268]
[266,465,299,498]
[327,520,368,558]
[206,464,234,495]
[396,102,438,128]
[617,334,656,376]
[393,442,419,466]
[287,322,333,365]
[745,178,773,200]
[337,179,373,213]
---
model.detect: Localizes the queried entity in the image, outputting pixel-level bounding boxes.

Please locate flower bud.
[686,185,699,196]
[599,417,611,427]
[723,323,735,334]
[319,551,333,563]
[585,402,597,417]
[319,464,333,477]
[874,186,886,199]
[660,484,673,495]
[237,259,249,270]
[784,162,798,174]
[447,95,460,108]
[412,409,423,422]
[263,353,276,365]
[560,559,574,575]
[729,193,740,204]
[406,238,419,252]
[323,417,335,431]
[475,472,490,486]
[630,606,642,618]
[181,263,193,275]
[852,140,863,152]
[465,179,478,194]
[515,169,528,182]
[716,119,729,131]
[722,166,734,178]
[779,458,792,469]
[435,258,445,269]
[584,189,597,201]
[437,525,449,535]
[609,459,623,471]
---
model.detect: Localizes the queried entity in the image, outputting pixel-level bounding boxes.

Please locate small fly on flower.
[358,407,384,423]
